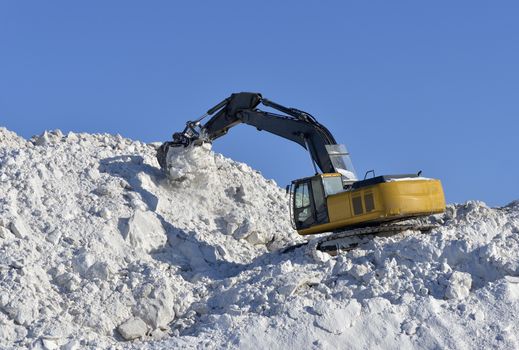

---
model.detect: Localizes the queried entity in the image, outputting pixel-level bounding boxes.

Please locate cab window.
[295,182,310,208]
[294,182,312,226]
[323,176,344,196]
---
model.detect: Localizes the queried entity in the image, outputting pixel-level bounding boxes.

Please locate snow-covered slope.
[0,127,518,349]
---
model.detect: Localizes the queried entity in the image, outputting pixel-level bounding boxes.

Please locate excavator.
[157,92,446,253]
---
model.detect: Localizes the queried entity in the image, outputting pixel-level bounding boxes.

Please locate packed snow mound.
[0,128,518,349]
[0,128,298,348]
[0,127,26,149]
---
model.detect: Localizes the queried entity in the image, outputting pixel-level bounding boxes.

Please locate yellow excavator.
[157,92,445,253]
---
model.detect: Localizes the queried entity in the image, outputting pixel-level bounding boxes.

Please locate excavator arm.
[157,92,355,177]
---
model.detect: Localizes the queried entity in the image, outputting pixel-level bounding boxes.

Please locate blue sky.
[1,1,518,206]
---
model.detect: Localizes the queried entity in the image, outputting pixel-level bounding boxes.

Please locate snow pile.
[0,127,518,349]
[0,127,27,149]
[0,128,297,349]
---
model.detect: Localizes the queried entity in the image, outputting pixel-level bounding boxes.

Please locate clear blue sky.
[1,1,518,206]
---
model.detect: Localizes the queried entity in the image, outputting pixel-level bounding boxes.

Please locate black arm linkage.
[167,92,339,174]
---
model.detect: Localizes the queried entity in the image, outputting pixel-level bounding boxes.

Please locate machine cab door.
[292,176,329,230]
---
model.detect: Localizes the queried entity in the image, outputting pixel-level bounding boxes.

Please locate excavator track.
[283,223,438,255]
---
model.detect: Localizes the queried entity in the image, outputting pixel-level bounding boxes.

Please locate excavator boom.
[157,92,355,177]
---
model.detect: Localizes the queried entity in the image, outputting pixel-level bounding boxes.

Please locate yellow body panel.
[297,179,445,235]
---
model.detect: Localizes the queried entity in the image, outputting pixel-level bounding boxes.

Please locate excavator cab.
[291,174,344,230]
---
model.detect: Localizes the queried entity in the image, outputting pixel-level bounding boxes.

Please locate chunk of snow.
[9,218,30,238]
[123,210,167,252]
[313,300,362,334]
[445,271,472,299]
[117,318,148,341]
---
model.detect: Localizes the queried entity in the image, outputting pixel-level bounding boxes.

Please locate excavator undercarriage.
[158,92,446,254]
[284,220,439,255]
